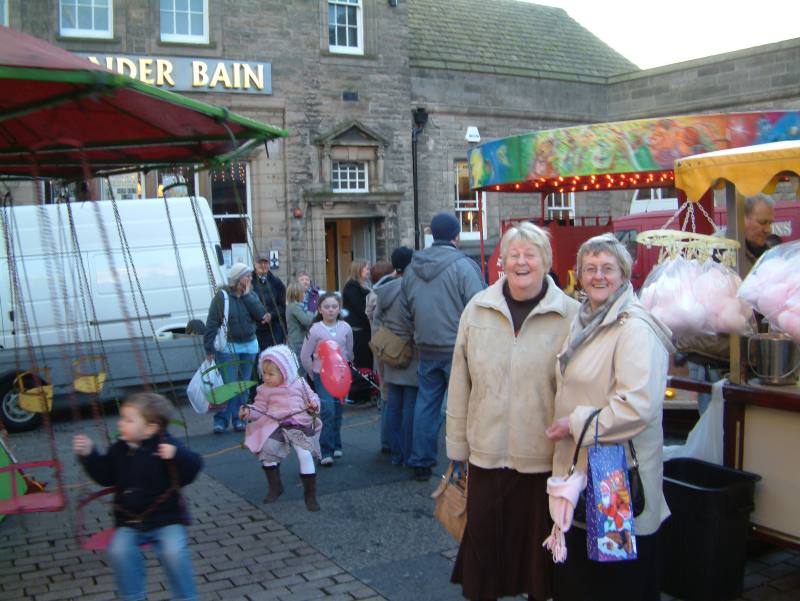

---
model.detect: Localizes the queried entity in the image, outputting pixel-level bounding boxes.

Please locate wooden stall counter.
[723,381,800,548]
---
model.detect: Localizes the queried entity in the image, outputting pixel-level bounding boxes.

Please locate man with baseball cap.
[252,251,286,351]
[400,212,485,481]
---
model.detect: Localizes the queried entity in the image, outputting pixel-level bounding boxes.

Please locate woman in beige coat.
[448,223,579,601]
[546,233,673,601]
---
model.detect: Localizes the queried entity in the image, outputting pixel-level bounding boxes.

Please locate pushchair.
[348,365,381,405]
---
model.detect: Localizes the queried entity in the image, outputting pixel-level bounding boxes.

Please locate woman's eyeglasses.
[582,265,619,276]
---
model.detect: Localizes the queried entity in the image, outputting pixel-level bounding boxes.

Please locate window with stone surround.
[59,0,113,39]
[454,160,486,240]
[328,0,363,55]
[332,161,368,192]
[160,0,209,44]
[314,122,387,196]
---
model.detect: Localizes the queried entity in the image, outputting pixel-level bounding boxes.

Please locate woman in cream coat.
[546,233,673,601]
[448,223,579,601]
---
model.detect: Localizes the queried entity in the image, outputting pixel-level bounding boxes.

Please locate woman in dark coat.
[342,260,373,372]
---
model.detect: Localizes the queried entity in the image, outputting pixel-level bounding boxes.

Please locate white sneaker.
[333,450,343,458]
[320,456,334,466]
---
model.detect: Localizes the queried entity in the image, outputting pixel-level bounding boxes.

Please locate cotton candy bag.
[738,240,800,341]
[639,257,707,336]
[692,261,755,335]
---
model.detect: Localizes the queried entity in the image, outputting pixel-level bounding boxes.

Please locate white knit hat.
[258,344,300,385]
[227,262,251,286]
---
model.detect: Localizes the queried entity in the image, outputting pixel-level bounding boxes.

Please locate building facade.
[4,0,800,289]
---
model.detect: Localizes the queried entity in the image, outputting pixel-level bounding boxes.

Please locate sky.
[530,1,800,69]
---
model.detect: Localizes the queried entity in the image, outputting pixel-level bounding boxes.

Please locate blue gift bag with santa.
[585,442,638,562]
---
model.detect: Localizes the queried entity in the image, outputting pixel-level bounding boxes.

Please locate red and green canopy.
[0,25,287,180]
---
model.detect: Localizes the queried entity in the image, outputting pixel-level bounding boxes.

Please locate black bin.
[661,458,761,601]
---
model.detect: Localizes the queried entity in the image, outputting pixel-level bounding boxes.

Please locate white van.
[0,197,225,431]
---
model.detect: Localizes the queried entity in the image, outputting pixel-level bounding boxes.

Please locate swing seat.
[73,356,108,394]
[202,360,258,406]
[16,370,53,413]
[76,487,150,551]
[0,460,65,515]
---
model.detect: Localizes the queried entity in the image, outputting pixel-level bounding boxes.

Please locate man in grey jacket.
[400,213,485,480]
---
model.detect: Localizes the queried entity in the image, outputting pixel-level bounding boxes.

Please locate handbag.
[369,325,412,368]
[571,408,645,524]
[213,290,229,352]
[431,462,467,541]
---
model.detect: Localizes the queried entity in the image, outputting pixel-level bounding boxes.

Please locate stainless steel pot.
[747,333,800,386]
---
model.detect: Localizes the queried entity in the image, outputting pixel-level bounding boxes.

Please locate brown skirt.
[451,464,553,601]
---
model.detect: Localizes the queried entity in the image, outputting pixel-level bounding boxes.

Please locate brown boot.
[300,473,320,512]
[262,465,283,503]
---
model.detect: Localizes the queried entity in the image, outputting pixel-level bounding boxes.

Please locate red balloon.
[319,340,351,402]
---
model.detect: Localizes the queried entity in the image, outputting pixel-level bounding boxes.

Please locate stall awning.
[674,140,800,201]
[0,26,288,180]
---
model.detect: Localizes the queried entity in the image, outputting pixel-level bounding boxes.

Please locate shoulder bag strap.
[568,407,603,476]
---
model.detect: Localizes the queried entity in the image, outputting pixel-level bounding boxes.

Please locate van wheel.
[0,377,43,433]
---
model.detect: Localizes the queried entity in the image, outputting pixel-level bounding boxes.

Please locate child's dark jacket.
[79,432,203,531]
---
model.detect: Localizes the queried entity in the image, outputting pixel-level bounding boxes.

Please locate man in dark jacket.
[252,252,286,350]
[400,212,485,480]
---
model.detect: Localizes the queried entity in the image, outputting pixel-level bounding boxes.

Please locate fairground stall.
[674,141,800,549]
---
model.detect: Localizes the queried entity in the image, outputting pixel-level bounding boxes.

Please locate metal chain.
[160,186,196,319]
[65,200,116,442]
[107,194,188,434]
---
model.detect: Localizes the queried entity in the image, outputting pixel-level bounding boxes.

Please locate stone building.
[4,0,800,289]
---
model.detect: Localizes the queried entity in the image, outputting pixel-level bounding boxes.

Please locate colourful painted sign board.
[468,111,800,191]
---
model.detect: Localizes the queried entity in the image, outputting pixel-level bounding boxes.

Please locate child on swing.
[300,292,354,466]
[239,344,323,511]
[72,392,203,601]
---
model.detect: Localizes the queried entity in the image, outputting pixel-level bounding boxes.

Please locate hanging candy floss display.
[318,339,352,402]
[639,256,754,337]
[738,240,800,342]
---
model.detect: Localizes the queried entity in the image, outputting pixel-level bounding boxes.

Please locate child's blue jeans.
[109,524,197,601]
[314,374,343,459]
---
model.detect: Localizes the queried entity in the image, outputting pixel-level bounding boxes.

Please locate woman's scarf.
[559,282,631,375]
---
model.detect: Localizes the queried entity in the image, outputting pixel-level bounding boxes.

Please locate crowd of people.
[71,196,782,600]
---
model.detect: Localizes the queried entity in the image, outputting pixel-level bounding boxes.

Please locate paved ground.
[1,396,799,601]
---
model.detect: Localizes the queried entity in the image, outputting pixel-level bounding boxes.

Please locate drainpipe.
[411,108,428,250]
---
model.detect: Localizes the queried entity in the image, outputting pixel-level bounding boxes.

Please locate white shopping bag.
[186,360,224,414]
[663,379,724,465]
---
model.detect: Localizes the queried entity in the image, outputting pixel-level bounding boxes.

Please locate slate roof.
[409,0,638,80]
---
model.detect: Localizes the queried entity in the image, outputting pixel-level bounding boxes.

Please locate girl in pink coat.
[239,344,322,511]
